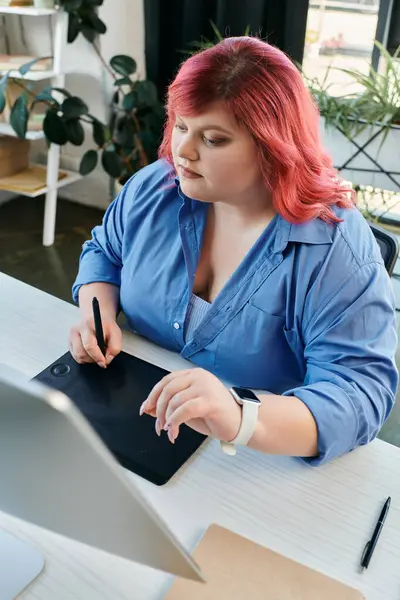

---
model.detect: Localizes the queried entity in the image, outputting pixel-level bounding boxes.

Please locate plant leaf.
[61,96,89,119]
[209,20,224,42]
[110,55,137,76]
[81,23,96,43]
[132,80,158,109]
[80,149,98,175]
[33,86,54,103]
[115,76,132,86]
[123,91,135,111]
[0,72,9,114]
[51,87,72,98]
[86,11,107,34]
[61,0,82,11]
[67,13,81,43]
[65,118,85,145]
[19,56,52,76]
[102,149,123,178]
[43,110,68,145]
[92,120,105,147]
[10,96,28,138]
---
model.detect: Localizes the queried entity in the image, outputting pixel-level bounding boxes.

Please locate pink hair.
[158,36,354,224]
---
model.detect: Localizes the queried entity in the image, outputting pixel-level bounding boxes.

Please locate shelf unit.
[0,122,44,140]
[0,164,81,197]
[0,6,82,246]
[0,68,56,80]
[0,6,57,16]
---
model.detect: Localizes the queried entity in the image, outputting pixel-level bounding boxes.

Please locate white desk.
[1,272,400,600]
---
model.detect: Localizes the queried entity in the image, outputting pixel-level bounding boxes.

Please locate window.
[303,1,382,95]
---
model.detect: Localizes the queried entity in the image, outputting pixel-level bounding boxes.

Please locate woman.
[70,36,398,465]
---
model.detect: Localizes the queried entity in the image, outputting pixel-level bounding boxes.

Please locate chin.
[180,180,210,203]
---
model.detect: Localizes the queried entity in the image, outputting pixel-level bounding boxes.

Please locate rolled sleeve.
[284,261,398,465]
[72,176,136,304]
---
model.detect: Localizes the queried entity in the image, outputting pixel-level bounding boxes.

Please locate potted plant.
[302,42,400,196]
[0,0,165,191]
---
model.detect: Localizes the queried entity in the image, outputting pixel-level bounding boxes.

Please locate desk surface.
[1,272,400,600]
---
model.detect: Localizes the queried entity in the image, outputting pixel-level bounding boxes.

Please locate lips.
[179,165,202,179]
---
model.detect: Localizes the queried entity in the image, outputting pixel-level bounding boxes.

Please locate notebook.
[165,524,365,599]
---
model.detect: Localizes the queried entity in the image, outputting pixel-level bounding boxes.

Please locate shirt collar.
[274,215,333,253]
[175,177,334,251]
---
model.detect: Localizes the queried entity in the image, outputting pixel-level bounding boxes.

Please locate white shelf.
[0,6,57,16]
[0,166,82,198]
[25,168,82,198]
[0,68,55,80]
[0,122,44,140]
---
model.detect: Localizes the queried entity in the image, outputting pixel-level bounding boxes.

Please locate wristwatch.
[220,387,261,456]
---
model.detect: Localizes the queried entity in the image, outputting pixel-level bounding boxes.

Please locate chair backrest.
[368,222,399,276]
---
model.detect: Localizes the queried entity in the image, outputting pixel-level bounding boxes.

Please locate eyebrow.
[176,117,232,135]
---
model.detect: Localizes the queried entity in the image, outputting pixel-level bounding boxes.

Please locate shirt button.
[173,322,180,330]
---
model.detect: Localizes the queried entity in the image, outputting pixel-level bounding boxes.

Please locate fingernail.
[164,423,170,431]
[98,362,106,369]
[168,429,175,444]
[106,354,114,365]
[139,401,146,416]
[155,419,161,436]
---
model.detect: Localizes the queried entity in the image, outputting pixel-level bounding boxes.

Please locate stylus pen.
[360,496,391,571]
[92,296,107,357]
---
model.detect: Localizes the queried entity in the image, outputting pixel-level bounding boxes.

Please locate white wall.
[0,0,145,209]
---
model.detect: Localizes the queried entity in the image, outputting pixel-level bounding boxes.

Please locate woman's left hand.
[139,368,242,444]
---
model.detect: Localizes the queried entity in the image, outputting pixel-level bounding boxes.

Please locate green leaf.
[115,76,132,86]
[68,13,81,43]
[61,0,82,12]
[61,96,88,119]
[19,56,52,76]
[86,11,107,34]
[43,110,68,145]
[51,87,72,98]
[123,91,135,111]
[102,149,123,178]
[80,149,98,175]
[92,120,105,147]
[137,130,156,153]
[110,55,137,76]
[65,118,85,145]
[132,80,158,109]
[34,86,54,103]
[81,23,96,43]
[10,96,28,138]
[0,72,9,114]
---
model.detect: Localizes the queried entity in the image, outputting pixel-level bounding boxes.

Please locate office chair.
[368,222,399,277]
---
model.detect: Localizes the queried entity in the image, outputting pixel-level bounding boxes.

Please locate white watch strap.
[220,399,259,455]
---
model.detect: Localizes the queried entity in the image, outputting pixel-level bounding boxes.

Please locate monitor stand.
[0,530,45,599]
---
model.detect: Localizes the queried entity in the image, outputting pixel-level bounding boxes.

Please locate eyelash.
[174,124,225,146]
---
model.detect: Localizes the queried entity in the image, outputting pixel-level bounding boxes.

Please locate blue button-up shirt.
[72,159,398,465]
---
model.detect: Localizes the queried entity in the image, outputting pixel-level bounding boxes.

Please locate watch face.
[231,387,261,404]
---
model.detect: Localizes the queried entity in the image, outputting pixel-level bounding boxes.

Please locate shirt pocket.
[212,300,305,393]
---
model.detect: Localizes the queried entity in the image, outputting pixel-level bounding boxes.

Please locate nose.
[177,134,199,163]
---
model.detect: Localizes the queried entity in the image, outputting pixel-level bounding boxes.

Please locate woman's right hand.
[68,316,123,368]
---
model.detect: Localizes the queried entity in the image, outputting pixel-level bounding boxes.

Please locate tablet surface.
[33,351,206,485]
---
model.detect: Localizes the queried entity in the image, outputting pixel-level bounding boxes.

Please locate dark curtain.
[387,0,400,55]
[144,0,309,100]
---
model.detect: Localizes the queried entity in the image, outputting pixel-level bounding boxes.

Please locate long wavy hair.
[158,36,354,224]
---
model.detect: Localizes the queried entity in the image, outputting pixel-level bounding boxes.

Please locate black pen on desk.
[92,296,107,357]
[360,496,391,571]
